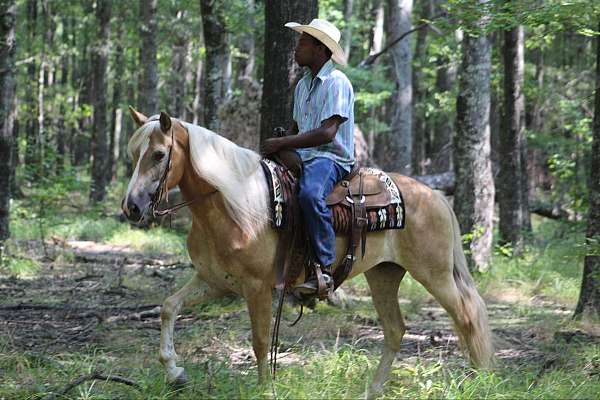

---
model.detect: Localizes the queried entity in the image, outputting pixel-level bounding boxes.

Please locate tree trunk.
[238,0,256,81]
[109,22,124,181]
[170,10,188,118]
[383,0,413,174]
[499,25,528,253]
[56,17,68,175]
[183,48,195,122]
[73,2,93,166]
[454,16,494,272]
[431,26,458,174]
[37,0,48,166]
[138,0,158,115]
[411,0,431,175]
[260,0,318,143]
[192,55,204,125]
[0,0,16,254]
[342,0,353,60]
[370,0,385,56]
[574,22,600,320]
[124,66,136,177]
[200,0,229,131]
[367,0,385,159]
[89,0,112,204]
[10,97,19,198]
[24,0,39,170]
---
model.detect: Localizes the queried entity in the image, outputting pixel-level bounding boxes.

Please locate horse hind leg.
[159,273,228,385]
[364,262,407,398]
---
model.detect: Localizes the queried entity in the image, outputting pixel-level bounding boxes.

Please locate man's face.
[294,33,319,67]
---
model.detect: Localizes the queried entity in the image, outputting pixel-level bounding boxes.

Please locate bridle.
[146,117,217,219]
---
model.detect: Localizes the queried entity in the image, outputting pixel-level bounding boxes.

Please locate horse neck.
[177,155,220,218]
[177,125,269,245]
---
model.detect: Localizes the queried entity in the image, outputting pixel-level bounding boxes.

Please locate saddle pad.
[261,160,405,232]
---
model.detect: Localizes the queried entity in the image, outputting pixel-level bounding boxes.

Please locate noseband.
[145,117,216,219]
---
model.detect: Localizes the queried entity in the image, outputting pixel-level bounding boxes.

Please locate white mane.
[127,118,270,240]
[184,122,269,239]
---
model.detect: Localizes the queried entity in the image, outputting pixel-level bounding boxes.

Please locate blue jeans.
[298,157,347,267]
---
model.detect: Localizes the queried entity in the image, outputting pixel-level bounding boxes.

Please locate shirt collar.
[303,59,335,82]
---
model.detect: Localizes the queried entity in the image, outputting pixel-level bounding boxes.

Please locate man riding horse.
[261,19,354,300]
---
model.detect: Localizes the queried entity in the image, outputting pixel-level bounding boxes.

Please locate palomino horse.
[121,108,493,396]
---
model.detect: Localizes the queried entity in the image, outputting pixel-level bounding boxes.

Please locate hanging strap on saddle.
[333,171,368,290]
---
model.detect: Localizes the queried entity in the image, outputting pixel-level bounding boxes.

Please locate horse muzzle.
[122,194,150,224]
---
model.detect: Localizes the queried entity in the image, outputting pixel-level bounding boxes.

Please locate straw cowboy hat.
[285,19,347,66]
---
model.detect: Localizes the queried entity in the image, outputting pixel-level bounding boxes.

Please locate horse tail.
[440,193,495,368]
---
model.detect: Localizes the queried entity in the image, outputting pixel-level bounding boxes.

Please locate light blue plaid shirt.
[293,60,355,172]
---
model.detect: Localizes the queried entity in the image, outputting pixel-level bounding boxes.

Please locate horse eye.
[153,151,165,162]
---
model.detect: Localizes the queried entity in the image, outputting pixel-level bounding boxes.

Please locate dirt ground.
[1,238,598,393]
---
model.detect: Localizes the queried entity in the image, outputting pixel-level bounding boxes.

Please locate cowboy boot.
[292,262,333,300]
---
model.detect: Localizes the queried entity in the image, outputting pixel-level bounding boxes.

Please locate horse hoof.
[168,368,188,388]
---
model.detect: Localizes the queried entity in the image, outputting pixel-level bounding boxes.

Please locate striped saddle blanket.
[260,159,406,234]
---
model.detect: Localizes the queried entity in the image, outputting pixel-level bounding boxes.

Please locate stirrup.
[291,264,333,301]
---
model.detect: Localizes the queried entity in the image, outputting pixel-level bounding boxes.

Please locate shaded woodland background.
[0,1,600,397]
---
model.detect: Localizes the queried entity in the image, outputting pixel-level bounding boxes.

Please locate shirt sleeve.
[293,81,301,123]
[320,76,353,124]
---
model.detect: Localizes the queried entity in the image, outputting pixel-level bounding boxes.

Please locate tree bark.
[370,0,385,56]
[260,0,318,143]
[411,0,431,175]
[499,24,528,253]
[574,21,600,320]
[169,10,189,118]
[90,0,112,203]
[138,0,158,115]
[37,0,48,166]
[56,17,68,175]
[431,24,458,174]
[383,0,413,174]
[24,0,39,169]
[367,0,385,159]
[109,22,124,181]
[192,55,204,125]
[454,14,494,272]
[342,0,353,60]
[200,0,229,131]
[238,0,256,80]
[10,97,19,197]
[0,0,16,253]
[73,2,93,166]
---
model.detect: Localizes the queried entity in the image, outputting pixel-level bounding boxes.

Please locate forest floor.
[1,221,599,399]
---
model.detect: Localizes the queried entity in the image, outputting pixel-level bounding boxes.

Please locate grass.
[481,217,586,307]
[2,339,598,399]
[1,178,599,399]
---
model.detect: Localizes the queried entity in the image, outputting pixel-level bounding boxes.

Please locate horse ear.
[128,106,148,127]
[159,111,172,133]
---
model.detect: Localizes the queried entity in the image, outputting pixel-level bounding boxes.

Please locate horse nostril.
[130,203,141,219]
[125,198,142,221]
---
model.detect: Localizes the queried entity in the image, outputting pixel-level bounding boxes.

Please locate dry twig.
[43,370,141,399]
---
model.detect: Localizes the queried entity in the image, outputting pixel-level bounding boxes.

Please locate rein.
[148,119,217,219]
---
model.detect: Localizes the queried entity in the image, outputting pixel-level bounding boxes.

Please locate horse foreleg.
[159,273,227,385]
[243,282,272,384]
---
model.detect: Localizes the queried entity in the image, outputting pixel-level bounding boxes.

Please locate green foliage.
[343,64,393,135]
[445,0,600,36]
[483,217,586,304]
[0,254,40,277]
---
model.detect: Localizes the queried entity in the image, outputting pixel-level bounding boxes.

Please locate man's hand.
[260,137,283,155]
